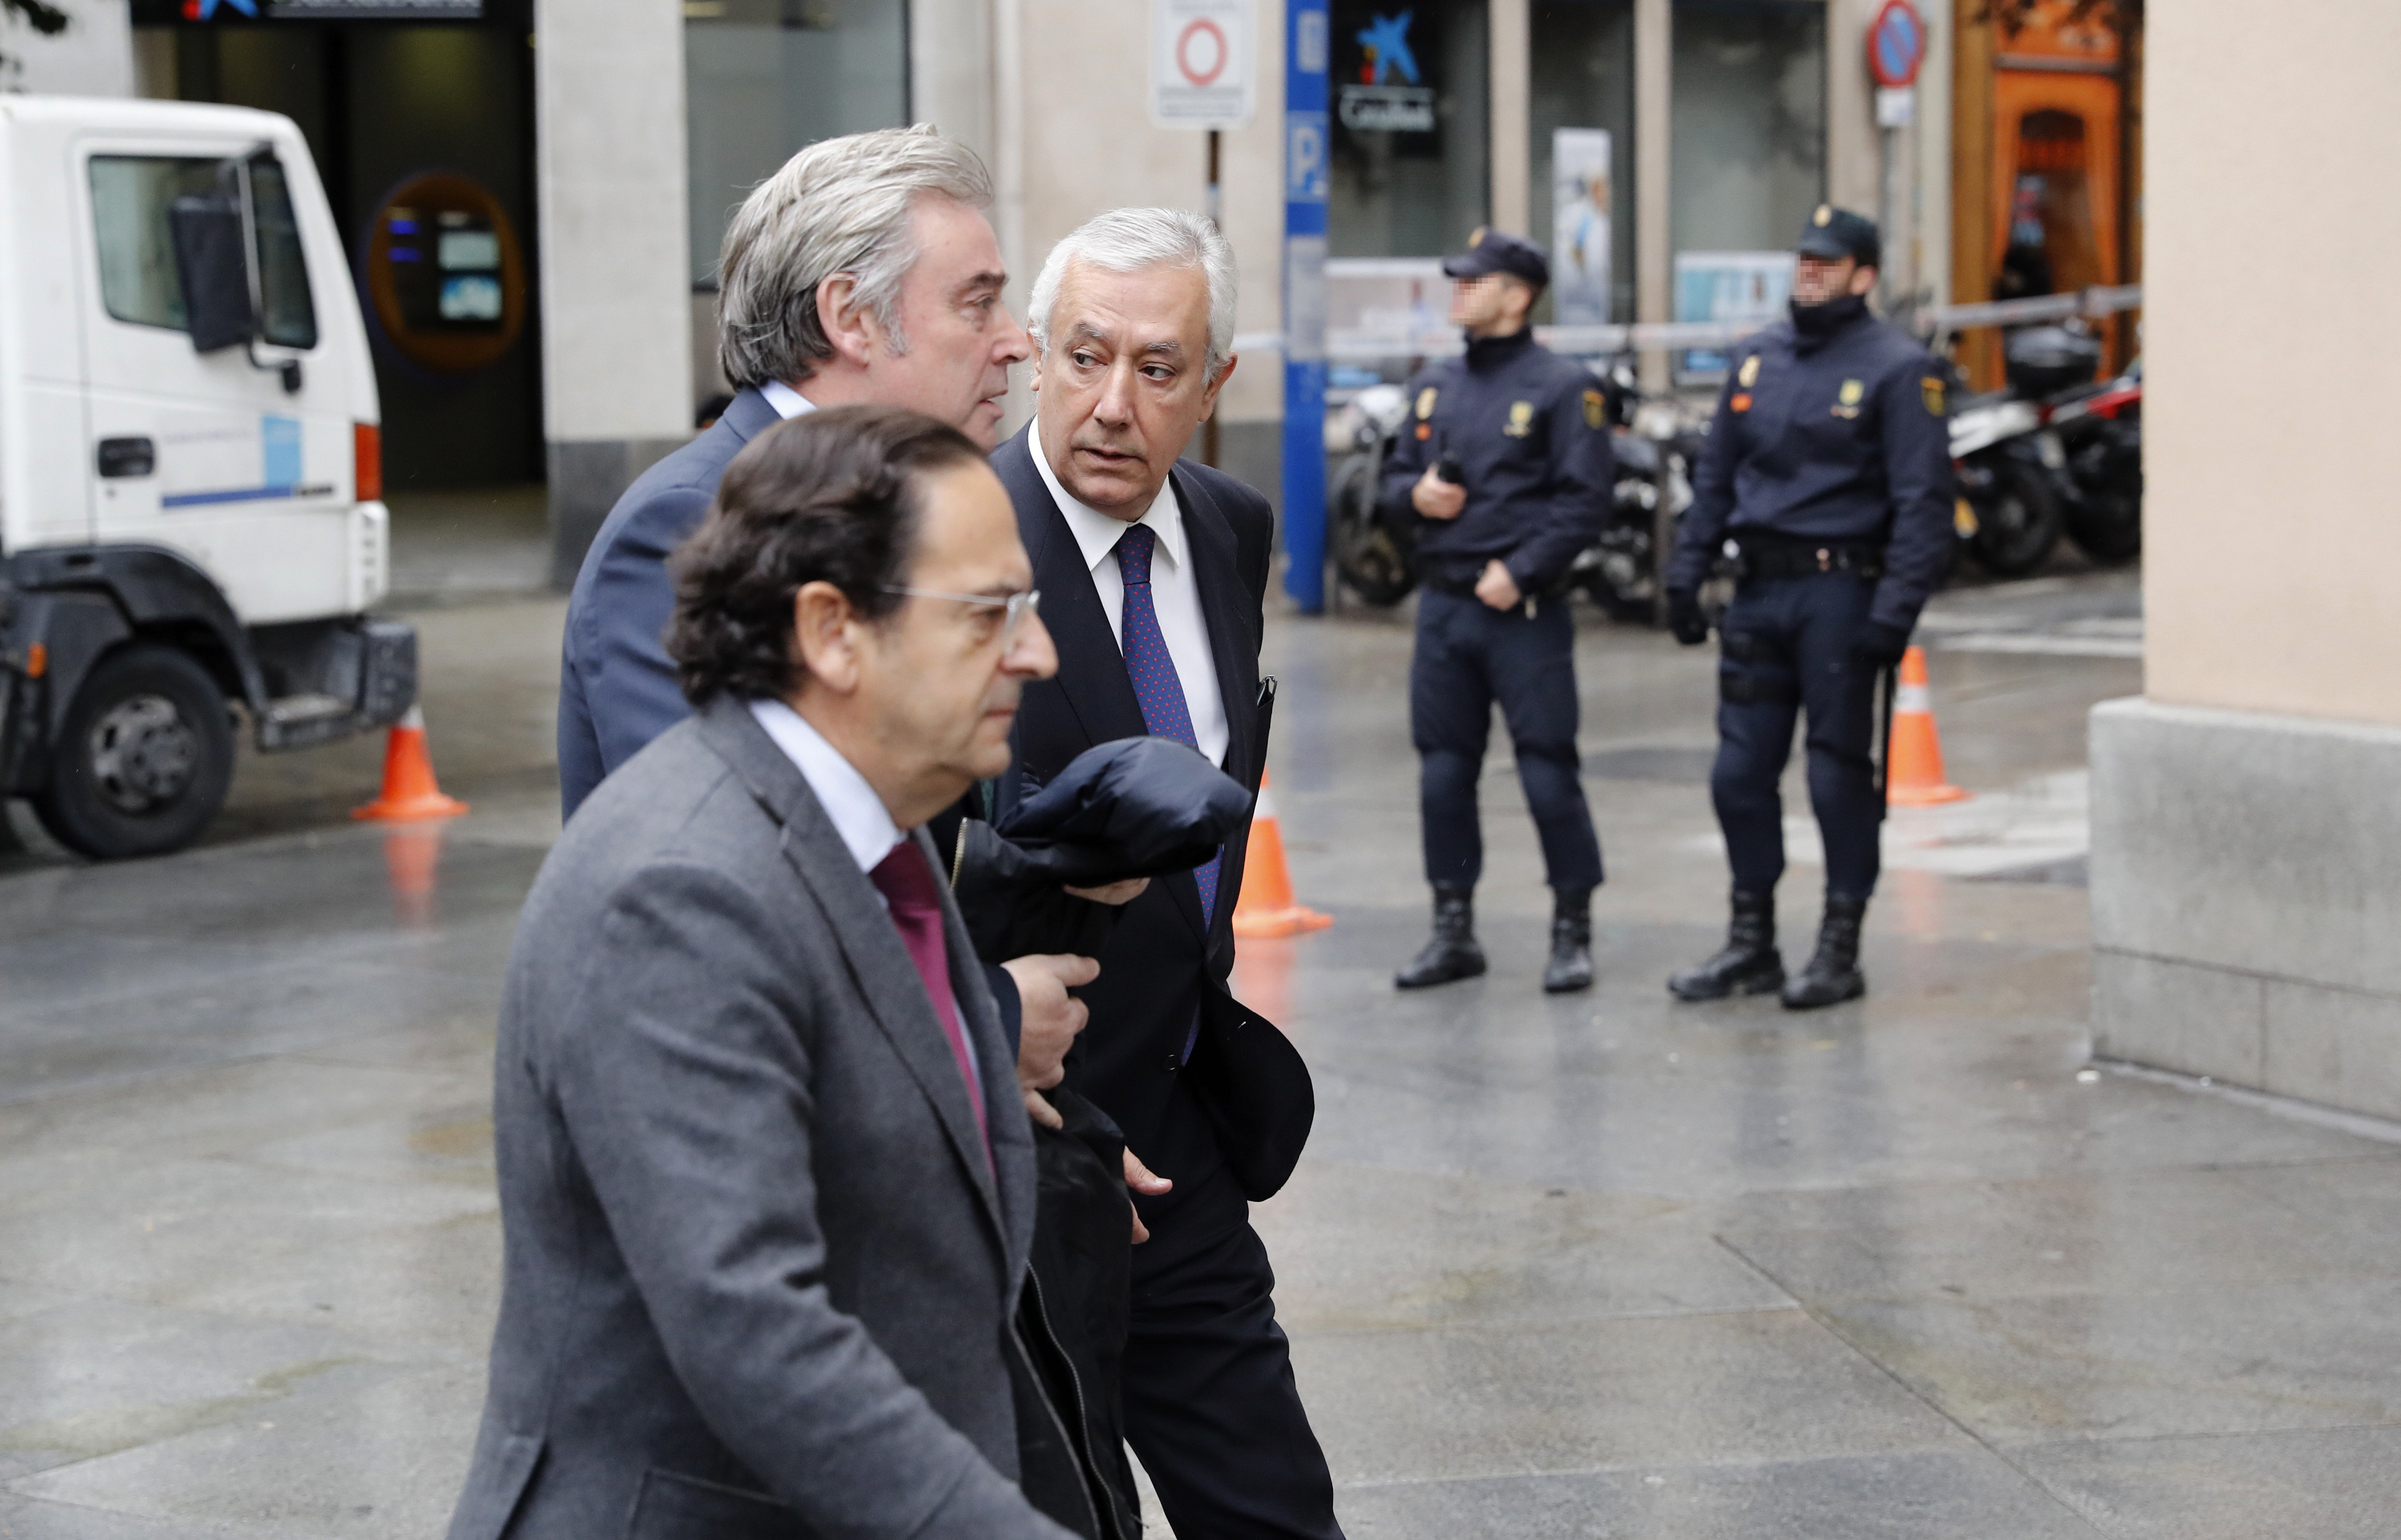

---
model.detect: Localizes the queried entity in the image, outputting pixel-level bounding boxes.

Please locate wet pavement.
[4,572,2398,1538]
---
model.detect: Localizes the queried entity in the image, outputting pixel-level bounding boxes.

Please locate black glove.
[1852,622,1911,669]
[1666,588,1710,646]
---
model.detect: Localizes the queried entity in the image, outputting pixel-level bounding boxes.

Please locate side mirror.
[168,194,258,354]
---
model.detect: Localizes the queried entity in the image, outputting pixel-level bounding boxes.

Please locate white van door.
[75,135,359,625]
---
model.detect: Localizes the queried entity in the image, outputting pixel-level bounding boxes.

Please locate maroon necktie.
[869,840,991,1165]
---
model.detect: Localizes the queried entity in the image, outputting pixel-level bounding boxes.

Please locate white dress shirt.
[760,380,816,420]
[1032,427,1230,769]
[746,697,979,1085]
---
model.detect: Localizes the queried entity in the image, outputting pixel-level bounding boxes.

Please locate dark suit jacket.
[557,387,780,821]
[447,699,1070,1540]
[992,426,1281,1236]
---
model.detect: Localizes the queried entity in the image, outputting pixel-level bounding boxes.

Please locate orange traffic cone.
[1230,773,1333,939]
[353,706,469,822]
[1885,645,1969,806]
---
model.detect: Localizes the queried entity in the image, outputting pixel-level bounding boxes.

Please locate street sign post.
[1866,0,1927,309]
[1282,0,1329,612]
[1153,0,1256,128]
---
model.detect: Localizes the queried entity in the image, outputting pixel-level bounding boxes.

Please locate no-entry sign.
[1154,0,1256,128]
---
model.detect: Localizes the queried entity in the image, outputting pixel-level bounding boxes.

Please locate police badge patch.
[1738,355,1760,388]
[1583,388,1605,429]
[1416,386,1438,420]
[1504,401,1536,437]
[1922,375,1946,416]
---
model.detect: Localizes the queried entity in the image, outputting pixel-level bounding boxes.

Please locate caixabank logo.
[1338,11,1435,134]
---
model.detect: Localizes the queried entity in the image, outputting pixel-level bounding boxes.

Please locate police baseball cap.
[1441,228,1550,290]
[1795,204,1881,268]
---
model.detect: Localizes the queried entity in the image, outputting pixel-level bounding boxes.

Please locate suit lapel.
[1173,464,1262,952]
[694,702,1010,1248]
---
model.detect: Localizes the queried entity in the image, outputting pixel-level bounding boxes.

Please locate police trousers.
[1410,586,1604,893]
[1712,574,1883,902]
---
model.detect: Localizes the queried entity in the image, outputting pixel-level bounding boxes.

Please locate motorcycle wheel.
[1330,452,1417,606]
[1967,456,2064,578]
[2065,492,2141,563]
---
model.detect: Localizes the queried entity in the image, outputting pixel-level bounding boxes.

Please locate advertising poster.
[1673,250,1792,380]
[1550,128,1612,326]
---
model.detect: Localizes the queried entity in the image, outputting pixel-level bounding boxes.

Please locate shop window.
[1328,0,1490,258]
[1669,0,1824,256]
[686,0,910,286]
[1530,0,1634,324]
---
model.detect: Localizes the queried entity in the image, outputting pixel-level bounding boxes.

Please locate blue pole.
[1280,0,1330,613]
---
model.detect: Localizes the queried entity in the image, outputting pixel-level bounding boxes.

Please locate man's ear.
[1199,352,1239,420]
[1850,264,1880,298]
[815,275,883,368]
[791,581,863,695]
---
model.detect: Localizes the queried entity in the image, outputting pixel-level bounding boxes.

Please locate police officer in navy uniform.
[1662,206,1953,1009]
[1379,229,1612,995]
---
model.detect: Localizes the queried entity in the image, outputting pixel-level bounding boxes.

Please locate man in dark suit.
[553,125,1140,1163]
[448,407,1079,1540]
[999,208,1344,1540]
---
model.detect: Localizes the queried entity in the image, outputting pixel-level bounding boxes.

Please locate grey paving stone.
[1254,1161,1793,1330]
[0,1493,234,1539]
[1290,1312,1974,1487]
[2013,1425,2401,1539]
[1331,1449,2102,1540]
[9,1362,479,1540]
[1815,1279,2401,1446]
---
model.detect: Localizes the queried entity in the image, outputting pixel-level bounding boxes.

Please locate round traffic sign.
[1868,0,1925,90]
[1176,18,1228,86]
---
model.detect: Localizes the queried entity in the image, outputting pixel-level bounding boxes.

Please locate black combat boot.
[1667,889,1784,1001]
[1781,894,1867,1010]
[1396,885,1487,989]
[1543,887,1595,994]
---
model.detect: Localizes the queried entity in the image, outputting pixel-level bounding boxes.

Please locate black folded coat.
[997,736,1254,886]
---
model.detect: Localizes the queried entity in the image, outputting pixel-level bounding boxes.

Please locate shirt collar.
[1031,421,1188,578]
[760,380,817,420]
[745,697,904,873]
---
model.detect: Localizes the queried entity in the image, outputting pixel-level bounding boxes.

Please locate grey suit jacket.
[447,698,1071,1540]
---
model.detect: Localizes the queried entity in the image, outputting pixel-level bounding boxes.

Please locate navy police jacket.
[1376,329,1613,592]
[1666,301,1954,632]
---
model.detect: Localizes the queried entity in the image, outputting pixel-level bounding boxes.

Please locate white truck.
[0,96,412,860]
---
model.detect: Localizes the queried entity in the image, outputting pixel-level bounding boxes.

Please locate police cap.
[1441,227,1550,290]
[1795,204,1881,268]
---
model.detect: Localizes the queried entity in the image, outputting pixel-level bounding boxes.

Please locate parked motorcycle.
[1949,323,2140,576]
[1327,383,1419,606]
[2044,359,2141,563]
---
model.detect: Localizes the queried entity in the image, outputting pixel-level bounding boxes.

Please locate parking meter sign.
[1154,0,1255,128]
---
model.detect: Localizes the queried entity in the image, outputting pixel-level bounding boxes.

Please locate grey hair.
[1028,207,1237,378]
[716,125,994,390]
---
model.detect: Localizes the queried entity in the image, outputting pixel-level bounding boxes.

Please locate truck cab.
[0,96,414,859]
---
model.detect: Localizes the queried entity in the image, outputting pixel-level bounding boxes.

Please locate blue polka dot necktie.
[1113,522,1221,927]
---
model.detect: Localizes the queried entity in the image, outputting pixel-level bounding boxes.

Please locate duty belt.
[1726,539,1885,582]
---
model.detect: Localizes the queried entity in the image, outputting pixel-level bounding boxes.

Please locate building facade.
[70,0,1954,573]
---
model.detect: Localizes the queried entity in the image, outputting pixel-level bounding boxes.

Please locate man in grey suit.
[447,406,1081,1540]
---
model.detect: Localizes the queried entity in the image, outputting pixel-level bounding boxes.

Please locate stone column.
[1633,0,1670,389]
[2090,0,2401,1122]
[535,0,695,587]
[1488,0,1530,236]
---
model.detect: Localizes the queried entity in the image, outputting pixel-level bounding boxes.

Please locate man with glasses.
[451,406,1084,1540]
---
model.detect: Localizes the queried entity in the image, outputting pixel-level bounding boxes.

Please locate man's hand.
[1064,877,1150,906]
[1124,1147,1172,1243]
[1852,621,1911,670]
[1667,588,1711,646]
[1004,953,1098,1095]
[1475,559,1522,611]
[1412,463,1467,520]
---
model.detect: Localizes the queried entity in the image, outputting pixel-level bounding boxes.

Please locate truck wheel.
[30,644,235,860]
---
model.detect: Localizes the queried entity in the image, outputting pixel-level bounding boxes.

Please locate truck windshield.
[89,153,317,351]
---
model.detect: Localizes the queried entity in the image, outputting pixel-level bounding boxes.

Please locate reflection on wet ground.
[3,575,2397,1538]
